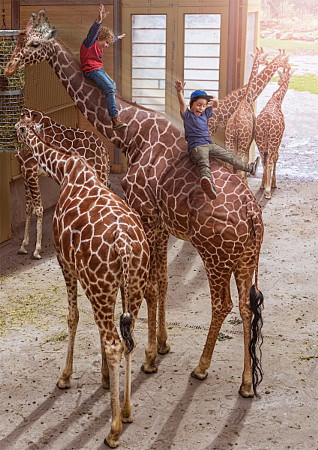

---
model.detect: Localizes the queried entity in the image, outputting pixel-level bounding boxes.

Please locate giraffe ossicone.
[15,115,150,448]
[8,11,265,399]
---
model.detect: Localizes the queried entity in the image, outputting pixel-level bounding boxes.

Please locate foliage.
[260,38,318,55]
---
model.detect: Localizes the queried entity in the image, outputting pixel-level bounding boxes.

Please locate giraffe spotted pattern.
[16,108,110,259]
[7,10,265,414]
[15,116,150,448]
[255,67,295,199]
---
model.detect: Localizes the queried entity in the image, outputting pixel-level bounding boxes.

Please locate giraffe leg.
[100,332,110,389]
[155,229,170,354]
[57,261,79,389]
[103,334,124,448]
[141,227,169,373]
[271,158,278,189]
[32,203,43,259]
[264,161,273,199]
[18,194,33,255]
[192,274,233,380]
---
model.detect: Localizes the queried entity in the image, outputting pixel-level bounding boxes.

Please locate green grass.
[260,38,318,54]
[271,73,318,94]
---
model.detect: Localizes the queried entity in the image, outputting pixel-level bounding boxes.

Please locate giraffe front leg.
[31,205,43,259]
[141,282,159,373]
[18,191,33,255]
[57,264,78,389]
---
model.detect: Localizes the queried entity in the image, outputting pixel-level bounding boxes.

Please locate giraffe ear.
[50,29,59,40]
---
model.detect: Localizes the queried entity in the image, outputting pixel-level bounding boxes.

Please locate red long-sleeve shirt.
[80,20,118,73]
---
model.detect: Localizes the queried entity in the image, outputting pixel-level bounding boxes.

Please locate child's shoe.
[111,116,127,130]
[200,176,217,200]
[249,156,260,176]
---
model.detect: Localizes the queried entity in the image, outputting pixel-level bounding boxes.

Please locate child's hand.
[208,96,219,108]
[98,4,110,23]
[174,80,186,91]
[118,33,126,40]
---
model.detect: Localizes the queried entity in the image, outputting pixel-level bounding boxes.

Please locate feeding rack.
[0,30,24,152]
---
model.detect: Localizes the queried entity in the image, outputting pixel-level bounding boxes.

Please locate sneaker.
[111,116,127,130]
[249,156,260,176]
[200,176,217,200]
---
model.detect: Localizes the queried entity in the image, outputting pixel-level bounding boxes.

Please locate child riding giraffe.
[16,115,150,448]
[16,108,110,260]
[7,10,264,399]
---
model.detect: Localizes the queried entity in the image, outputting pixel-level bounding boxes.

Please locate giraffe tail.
[114,233,134,354]
[248,204,264,396]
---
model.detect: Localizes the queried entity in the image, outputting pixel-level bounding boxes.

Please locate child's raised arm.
[174,80,187,115]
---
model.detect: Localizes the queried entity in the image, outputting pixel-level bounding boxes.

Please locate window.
[183,14,221,102]
[131,15,166,113]
[245,13,257,83]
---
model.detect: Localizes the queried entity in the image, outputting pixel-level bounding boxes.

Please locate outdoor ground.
[0,51,317,449]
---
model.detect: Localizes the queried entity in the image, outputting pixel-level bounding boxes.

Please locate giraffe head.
[272,49,290,71]
[5,10,59,76]
[277,67,295,86]
[249,47,269,67]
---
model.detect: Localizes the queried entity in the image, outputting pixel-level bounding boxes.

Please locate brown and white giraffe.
[7,11,265,398]
[225,48,268,183]
[209,49,290,136]
[16,116,150,448]
[16,108,110,259]
[255,67,295,199]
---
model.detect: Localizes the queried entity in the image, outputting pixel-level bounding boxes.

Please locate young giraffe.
[225,48,268,183]
[16,116,150,448]
[255,67,295,199]
[16,108,110,259]
[6,11,264,398]
[208,49,290,136]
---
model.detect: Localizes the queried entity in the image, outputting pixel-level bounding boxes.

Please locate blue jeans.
[85,69,118,118]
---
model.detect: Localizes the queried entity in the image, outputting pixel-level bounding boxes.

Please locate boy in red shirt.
[80,4,127,130]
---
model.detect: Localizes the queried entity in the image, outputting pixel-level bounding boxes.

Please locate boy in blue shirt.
[175,80,259,200]
[80,4,127,130]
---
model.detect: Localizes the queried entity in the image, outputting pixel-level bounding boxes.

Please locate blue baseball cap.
[190,90,212,101]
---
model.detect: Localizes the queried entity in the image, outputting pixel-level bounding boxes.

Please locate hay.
[0,31,25,151]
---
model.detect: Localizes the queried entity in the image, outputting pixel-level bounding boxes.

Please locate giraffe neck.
[245,57,261,104]
[23,132,70,185]
[272,80,290,105]
[49,39,127,148]
[253,55,285,101]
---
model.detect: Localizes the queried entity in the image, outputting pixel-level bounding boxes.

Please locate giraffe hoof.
[17,249,28,255]
[239,384,254,398]
[30,253,42,260]
[191,370,208,381]
[104,437,120,448]
[141,364,158,374]
[157,343,170,355]
[57,379,71,389]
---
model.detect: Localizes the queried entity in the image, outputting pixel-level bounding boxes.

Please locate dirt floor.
[1,66,318,449]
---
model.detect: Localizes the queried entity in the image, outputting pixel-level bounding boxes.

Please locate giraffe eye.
[30,42,40,48]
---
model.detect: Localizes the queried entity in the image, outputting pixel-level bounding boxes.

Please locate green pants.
[188,143,250,180]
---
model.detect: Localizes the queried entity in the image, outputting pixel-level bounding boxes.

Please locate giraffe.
[15,116,150,448]
[255,67,295,199]
[208,49,290,136]
[225,48,268,183]
[16,107,110,259]
[6,11,265,398]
